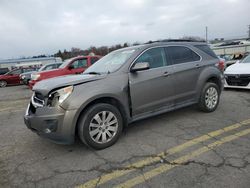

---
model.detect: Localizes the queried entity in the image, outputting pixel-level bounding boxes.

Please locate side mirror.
[130,62,150,72]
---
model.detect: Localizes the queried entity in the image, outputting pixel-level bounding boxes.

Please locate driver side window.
[135,47,167,69]
[71,59,88,69]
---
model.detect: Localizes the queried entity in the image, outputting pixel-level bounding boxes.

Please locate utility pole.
[205,26,208,42]
[248,25,250,38]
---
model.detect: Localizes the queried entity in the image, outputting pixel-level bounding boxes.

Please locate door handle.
[162,71,170,77]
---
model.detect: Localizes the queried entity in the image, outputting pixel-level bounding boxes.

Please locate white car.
[224,55,250,89]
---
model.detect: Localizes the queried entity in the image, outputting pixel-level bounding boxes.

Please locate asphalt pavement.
[0,85,250,188]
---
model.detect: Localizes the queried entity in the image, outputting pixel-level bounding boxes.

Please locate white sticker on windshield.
[122,50,135,54]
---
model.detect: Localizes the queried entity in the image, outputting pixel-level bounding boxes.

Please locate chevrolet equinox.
[24,40,224,149]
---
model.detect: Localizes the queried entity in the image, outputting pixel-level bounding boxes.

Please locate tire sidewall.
[199,82,220,112]
[78,103,123,149]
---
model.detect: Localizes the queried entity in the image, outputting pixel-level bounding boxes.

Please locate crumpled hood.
[33,74,107,96]
[225,63,250,75]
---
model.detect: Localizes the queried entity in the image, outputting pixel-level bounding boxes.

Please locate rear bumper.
[24,103,78,144]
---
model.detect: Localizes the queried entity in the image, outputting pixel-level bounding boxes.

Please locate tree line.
[54,42,133,60]
[26,36,205,61]
[54,36,205,60]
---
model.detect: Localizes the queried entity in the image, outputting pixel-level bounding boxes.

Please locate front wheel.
[0,80,7,88]
[78,103,123,149]
[198,82,220,112]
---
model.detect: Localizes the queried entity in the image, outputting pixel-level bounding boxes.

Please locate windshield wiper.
[85,72,101,75]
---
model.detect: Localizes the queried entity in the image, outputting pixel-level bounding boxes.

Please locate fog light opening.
[43,119,58,133]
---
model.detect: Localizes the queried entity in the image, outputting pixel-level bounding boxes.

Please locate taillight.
[215,60,225,72]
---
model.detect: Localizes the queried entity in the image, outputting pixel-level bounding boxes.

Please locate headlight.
[31,73,40,80]
[48,86,73,106]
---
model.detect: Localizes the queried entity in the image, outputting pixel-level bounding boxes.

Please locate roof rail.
[145,39,206,44]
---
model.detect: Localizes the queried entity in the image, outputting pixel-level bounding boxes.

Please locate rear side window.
[195,45,217,58]
[135,47,167,69]
[54,64,61,68]
[166,46,200,65]
[44,65,54,70]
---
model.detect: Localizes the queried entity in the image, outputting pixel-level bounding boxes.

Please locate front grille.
[226,74,250,86]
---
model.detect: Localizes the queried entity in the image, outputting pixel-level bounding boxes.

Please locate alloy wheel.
[89,111,118,144]
[205,87,218,109]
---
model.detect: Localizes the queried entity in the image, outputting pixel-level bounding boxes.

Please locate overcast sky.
[0,0,249,59]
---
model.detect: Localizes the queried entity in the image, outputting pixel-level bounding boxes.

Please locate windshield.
[84,49,135,74]
[241,55,250,63]
[38,64,47,71]
[59,58,74,68]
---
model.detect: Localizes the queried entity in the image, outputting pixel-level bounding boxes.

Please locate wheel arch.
[73,96,129,139]
[196,67,223,101]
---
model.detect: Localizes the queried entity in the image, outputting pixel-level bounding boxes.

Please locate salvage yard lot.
[1,85,250,188]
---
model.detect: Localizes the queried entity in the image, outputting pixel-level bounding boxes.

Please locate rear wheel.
[198,82,220,112]
[0,80,7,88]
[78,103,123,149]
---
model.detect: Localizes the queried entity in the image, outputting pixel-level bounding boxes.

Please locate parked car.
[0,68,9,75]
[20,63,62,85]
[24,40,223,149]
[0,68,38,87]
[224,54,250,89]
[20,68,40,85]
[28,56,101,89]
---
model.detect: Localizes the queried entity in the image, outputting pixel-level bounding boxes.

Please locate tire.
[198,82,220,112]
[0,80,7,88]
[78,103,123,150]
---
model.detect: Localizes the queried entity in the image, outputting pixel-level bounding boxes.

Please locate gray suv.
[24,40,223,149]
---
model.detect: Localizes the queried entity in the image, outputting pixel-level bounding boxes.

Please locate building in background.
[211,38,250,66]
[0,57,62,70]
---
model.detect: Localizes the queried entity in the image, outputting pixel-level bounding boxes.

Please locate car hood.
[225,63,250,75]
[33,74,107,96]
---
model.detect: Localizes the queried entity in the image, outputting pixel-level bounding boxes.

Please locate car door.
[68,58,88,74]
[129,47,175,116]
[5,69,21,84]
[165,46,202,105]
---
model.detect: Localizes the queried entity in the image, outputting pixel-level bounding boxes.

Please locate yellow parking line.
[76,119,250,188]
[116,127,250,188]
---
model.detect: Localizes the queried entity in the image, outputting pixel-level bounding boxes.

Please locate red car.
[0,68,37,87]
[29,55,101,89]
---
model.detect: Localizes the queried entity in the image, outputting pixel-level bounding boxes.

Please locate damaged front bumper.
[24,95,77,144]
